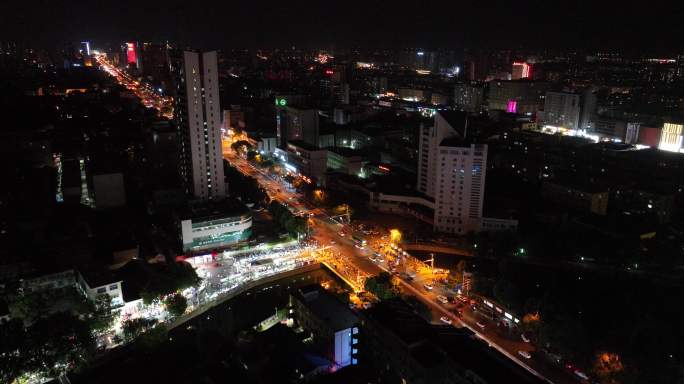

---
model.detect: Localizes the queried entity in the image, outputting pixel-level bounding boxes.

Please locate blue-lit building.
[290,285,360,369]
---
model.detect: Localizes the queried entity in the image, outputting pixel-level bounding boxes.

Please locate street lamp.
[389,229,402,244]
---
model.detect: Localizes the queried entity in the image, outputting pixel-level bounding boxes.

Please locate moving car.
[521,333,531,343]
[476,321,486,330]
[436,295,449,304]
[423,283,434,291]
[440,316,453,325]
[518,350,532,359]
[574,370,589,380]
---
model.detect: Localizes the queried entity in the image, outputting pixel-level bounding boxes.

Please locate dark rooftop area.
[293,285,359,331]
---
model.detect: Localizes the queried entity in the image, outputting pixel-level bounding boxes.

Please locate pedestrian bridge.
[400,242,473,256]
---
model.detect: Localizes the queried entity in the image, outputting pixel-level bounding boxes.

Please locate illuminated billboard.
[658,122,684,152]
[507,100,518,113]
[126,42,137,64]
[512,62,532,79]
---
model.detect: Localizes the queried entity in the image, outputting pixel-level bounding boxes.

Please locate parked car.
[423,283,434,291]
[518,350,532,359]
[521,333,531,343]
[436,295,449,304]
[440,316,453,325]
[476,321,486,330]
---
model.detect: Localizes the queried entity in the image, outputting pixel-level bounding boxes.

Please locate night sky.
[2,0,684,51]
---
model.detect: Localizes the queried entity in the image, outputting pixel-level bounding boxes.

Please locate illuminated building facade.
[511,61,532,79]
[179,200,252,252]
[658,122,684,152]
[417,111,490,234]
[290,285,360,369]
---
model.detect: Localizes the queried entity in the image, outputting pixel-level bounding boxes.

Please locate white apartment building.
[417,111,495,234]
[433,141,487,234]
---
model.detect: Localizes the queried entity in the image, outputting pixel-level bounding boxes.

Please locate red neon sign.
[126,42,136,64]
[513,62,531,79]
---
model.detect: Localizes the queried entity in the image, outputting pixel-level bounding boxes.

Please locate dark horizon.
[2,0,684,52]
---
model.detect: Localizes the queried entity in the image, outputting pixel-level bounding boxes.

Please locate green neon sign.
[275,98,287,106]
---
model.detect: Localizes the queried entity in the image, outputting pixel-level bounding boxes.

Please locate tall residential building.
[417,111,466,197]
[433,141,487,234]
[417,111,488,234]
[171,50,226,200]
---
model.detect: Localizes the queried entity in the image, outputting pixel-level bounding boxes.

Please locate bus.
[352,235,367,249]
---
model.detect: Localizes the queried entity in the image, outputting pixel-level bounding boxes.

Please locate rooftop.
[293,285,359,331]
[178,198,250,222]
[287,140,323,152]
[438,110,468,134]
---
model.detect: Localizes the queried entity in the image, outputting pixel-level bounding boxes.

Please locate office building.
[178,199,252,253]
[280,141,328,183]
[658,122,684,152]
[140,42,170,89]
[487,81,549,115]
[276,106,320,148]
[170,50,226,200]
[543,91,581,130]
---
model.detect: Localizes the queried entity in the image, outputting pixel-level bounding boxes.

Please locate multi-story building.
[290,285,360,369]
[543,91,581,130]
[276,106,320,148]
[543,90,597,131]
[222,106,245,131]
[281,141,328,183]
[454,82,484,113]
[417,111,490,234]
[433,140,488,234]
[542,181,609,216]
[178,199,252,253]
[170,50,226,200]
[658,122,684,152]
[487,80,550,115]
[417,111,467,198]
